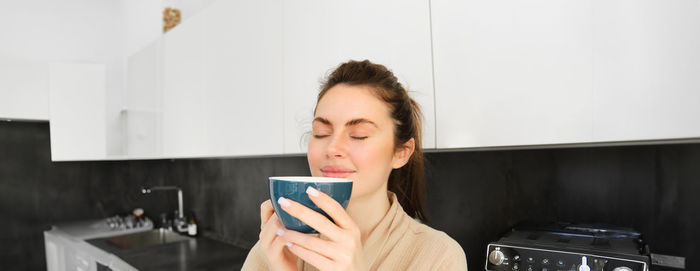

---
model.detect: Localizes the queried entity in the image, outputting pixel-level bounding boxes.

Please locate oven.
[484,224,650,271]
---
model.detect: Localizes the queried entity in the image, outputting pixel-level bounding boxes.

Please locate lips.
[320,166,356,178]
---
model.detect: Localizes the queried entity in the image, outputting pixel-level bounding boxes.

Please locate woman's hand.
[275,187,368,271]
[258,200,298,271]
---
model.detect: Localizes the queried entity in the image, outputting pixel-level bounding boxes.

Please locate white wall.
[0,56,49,120]
[0,1,123,62]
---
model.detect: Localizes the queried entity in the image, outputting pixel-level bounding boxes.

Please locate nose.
[326,133,348,158]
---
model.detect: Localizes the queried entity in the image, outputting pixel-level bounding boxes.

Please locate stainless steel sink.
[103,228,192,249]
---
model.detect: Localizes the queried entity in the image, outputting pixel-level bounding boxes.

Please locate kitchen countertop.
[87,235,250,270]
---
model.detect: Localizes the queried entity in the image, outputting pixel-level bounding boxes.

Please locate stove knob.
[593,258,608,271]
[578,256,591,271]
[489,248,506,265]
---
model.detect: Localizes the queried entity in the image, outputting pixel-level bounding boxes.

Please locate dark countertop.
[87,235,250,270]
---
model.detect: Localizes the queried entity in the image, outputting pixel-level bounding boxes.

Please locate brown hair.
[315,60,427,221]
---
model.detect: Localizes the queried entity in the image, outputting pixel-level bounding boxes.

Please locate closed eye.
[351,136,368,140]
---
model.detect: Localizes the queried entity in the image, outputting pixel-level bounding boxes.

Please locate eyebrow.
[313,117,378,128]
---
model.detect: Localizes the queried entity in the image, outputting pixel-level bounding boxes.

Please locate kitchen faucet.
[141,186,187,232]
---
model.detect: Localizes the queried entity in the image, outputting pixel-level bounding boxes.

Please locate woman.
[242,60,467,270]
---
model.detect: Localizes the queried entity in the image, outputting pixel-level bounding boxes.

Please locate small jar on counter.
[187,212,198,237]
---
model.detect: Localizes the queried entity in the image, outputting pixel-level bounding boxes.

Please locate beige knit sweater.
[241,192,468,271]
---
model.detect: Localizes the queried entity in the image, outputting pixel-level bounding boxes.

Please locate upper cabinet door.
[126,39,163,157]
[432,0,594,149]
[158,1,284,158]
[591,0,700,142]
[200,0,284,157]
[49,63,107,161]
[161,11,208,157]
[282,0,435,154]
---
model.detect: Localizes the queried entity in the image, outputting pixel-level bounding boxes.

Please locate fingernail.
[276,229,285,236]
[306,186,320,197]
[286,242,293,248]
[278,197,291,207]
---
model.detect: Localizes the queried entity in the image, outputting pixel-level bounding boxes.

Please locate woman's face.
[308,84,410,199]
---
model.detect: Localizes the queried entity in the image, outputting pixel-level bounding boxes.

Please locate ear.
[391,138,415,169]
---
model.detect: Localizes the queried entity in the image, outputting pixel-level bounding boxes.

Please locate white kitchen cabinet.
[591,0,700,142]
[282,0,435,154]
[44,232,65,271]
[160,10,208,157]
[45,226,137,271]
[432,0,700,149]
[45,231,96,271]
[49,63,108,161]
[155,0,285,158]
[432,0,594,149]
[200,0,284,157]
[125,0,431,158]
[38,0,700,161]
[125,39,164,157]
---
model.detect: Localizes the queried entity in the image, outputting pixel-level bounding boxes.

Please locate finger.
[265,235,292,266]
[305,187,355,229]
[278,228,342,260]
[268,231,289,259]
[260,216,295,265]
[277,197,343,239]
[259,214,280,246]
[260,200,274,229]
[286,242,335,271]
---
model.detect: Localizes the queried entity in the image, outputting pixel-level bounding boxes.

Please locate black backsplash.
[1,121,698,270]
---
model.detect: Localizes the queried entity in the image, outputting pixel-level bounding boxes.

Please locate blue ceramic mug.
[269,176,353,233]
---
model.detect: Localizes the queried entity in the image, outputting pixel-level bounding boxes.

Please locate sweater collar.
[362,191,411,268]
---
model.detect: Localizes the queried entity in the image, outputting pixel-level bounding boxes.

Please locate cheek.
[349,141,393,171]
[307,142,323,175]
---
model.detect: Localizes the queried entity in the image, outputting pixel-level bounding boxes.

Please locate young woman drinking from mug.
[242,60,467,271]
